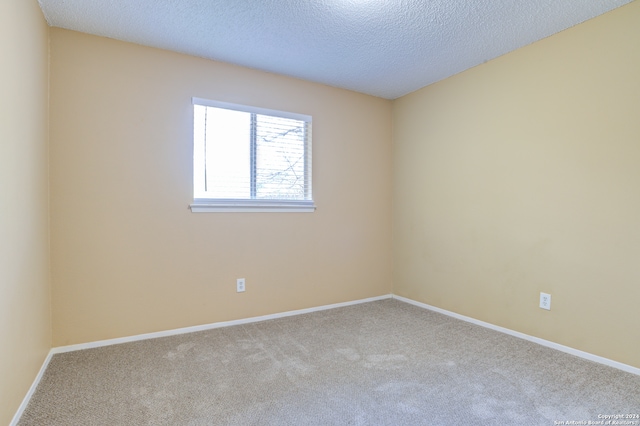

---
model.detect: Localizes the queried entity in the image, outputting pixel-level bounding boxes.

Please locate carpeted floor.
[18,299,640,425]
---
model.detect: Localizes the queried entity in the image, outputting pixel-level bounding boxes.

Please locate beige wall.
[393,1,640,368]
[0,0,51,424]
[49,29,393,346]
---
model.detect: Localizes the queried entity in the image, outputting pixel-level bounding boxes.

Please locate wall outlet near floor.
[540,292,551,310]
[237,278,245,293]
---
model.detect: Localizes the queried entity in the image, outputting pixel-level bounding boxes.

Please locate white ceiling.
[37,0,631,99]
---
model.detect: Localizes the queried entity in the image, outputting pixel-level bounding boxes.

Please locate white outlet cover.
[540,292,551,310]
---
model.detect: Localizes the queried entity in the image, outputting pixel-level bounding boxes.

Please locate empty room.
[2,0,639,424]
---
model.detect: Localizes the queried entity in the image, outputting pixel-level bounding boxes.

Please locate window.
[190,98,315,212]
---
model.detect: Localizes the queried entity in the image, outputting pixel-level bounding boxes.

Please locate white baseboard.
[393,294,640,376]
[51,294,393,354]
[11,294,391,425]
[12,291,638,425]
[10,350,54,426]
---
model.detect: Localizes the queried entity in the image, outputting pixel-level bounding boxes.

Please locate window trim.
[190,198,316,213]
[192,97,311,124]
[190,98,316,213]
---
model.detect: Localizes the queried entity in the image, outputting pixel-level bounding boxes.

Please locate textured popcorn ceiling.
[37,0,631,99]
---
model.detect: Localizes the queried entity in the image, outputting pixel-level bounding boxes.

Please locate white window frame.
[190,98,315,213]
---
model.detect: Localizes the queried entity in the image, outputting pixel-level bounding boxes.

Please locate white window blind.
[191,98,314,212]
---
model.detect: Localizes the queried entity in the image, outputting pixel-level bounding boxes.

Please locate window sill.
[190,199,316,213]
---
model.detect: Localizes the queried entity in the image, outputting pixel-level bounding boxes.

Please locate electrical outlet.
[237,278,245,293]
[540,292,551,310]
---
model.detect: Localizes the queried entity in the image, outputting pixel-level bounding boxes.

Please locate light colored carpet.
[18,299,640,425]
